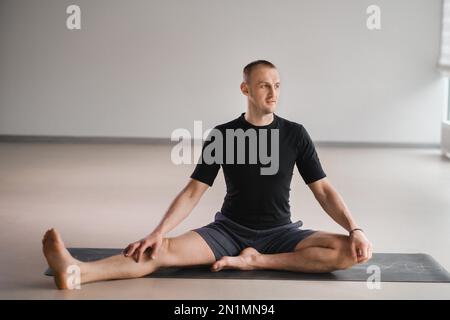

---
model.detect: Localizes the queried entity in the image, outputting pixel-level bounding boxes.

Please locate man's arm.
[307,177,359,232]
[124,178,209,262]
[154,178,209,235]
[308,177,372,263]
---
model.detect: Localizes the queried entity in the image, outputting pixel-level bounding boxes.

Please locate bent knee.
[335,254,358,270]
[333,237,358,270]
[138,237,170,264]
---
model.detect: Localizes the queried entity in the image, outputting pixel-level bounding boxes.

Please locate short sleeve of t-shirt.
[295,125,326,184]
[190,130,221,187]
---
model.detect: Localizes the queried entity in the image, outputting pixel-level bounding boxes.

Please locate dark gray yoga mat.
[44,248,450,283]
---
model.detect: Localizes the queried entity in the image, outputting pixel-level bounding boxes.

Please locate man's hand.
[123,231,163,263]
[349,230,372,264]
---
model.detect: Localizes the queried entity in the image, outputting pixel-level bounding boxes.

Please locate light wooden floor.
[0,142,449,299]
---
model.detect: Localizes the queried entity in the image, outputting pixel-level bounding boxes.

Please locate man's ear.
[240,82,249,96]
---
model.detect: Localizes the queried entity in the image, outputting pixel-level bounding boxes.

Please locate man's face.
[241,66,280,114]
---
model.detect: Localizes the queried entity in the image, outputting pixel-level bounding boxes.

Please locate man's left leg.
[212,231,359,273]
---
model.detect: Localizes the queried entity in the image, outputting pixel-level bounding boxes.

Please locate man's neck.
[244,109,274,126]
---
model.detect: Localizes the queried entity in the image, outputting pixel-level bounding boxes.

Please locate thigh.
[255,228,317,254]
[191,221,246,260]
[160,231,216,267]
[293,230,351,251]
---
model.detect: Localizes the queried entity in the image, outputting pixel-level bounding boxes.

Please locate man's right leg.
[42,228,216,289]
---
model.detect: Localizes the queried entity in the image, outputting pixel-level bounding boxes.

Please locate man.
[42,60,372,289]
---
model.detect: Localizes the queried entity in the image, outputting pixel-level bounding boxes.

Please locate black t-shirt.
[190,112,326,229]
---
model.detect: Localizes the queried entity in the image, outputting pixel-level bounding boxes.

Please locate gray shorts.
[192,211,317,260]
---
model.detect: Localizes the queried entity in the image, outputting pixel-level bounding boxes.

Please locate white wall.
[0,0,446,143]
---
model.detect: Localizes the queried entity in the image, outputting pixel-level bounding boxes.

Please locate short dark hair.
[243,60,277,83]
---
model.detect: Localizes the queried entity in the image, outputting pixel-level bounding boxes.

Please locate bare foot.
[42,228,83,289]
[211,247,261,272]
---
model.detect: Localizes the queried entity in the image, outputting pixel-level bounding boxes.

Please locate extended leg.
[42,228,215,289]
[212,231,359,273]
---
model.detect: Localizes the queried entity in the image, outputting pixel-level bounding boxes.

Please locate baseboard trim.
[0,135,170,145]
[315,141,439,148]
[0,134,440,148]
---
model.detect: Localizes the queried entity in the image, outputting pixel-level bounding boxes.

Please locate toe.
[47,229,60,242]
[212,258,228,271]
[211,263,219,271]
[213,261,222,271]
